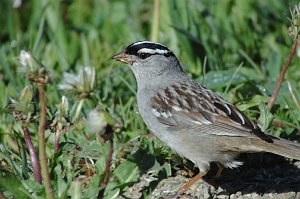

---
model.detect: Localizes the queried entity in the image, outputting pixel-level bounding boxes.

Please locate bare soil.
[121,153,300,199]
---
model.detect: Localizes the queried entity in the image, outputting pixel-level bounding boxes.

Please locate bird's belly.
[151,126,239,167]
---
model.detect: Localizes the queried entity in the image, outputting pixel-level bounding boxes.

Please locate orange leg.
[177,167,210,196]
[215,162,224,178]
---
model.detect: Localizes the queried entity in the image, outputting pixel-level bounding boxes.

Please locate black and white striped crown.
[125,41,174,57]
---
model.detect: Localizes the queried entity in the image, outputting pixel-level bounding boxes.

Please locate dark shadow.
[120,145,300,198]
[119,148,170,199]
[132,149,170,192]
[204,152,300,194]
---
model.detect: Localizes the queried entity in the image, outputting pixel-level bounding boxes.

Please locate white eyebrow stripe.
[138,48,169,54]
[132,41,167,48]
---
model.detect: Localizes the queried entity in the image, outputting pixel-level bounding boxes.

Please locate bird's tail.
[256,138,300,160]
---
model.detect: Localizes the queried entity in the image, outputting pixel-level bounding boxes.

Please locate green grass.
[1,0,300,198]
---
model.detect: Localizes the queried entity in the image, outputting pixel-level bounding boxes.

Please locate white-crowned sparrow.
[113,41,300,195]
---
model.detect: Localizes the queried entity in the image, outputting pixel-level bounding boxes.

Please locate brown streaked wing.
[150,81,275,143]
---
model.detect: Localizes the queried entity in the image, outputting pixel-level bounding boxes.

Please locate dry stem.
[267,38,298,109]
[37,81,54,199]
[0,192,6,199]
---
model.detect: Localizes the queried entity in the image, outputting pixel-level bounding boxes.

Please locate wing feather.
[150,81,275,143]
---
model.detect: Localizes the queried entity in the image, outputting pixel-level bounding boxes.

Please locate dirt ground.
[121,153,300,199]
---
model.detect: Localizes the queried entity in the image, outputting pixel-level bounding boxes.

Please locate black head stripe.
[125,41,173,57]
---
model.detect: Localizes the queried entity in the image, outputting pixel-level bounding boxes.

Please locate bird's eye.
[138,53,151,59]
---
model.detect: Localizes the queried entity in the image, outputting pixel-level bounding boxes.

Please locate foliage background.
[0,0,300,198]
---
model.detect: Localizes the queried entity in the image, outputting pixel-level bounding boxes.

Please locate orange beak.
[113,51,134,65]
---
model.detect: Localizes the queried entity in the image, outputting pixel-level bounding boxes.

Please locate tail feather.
[257,138,300,160]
